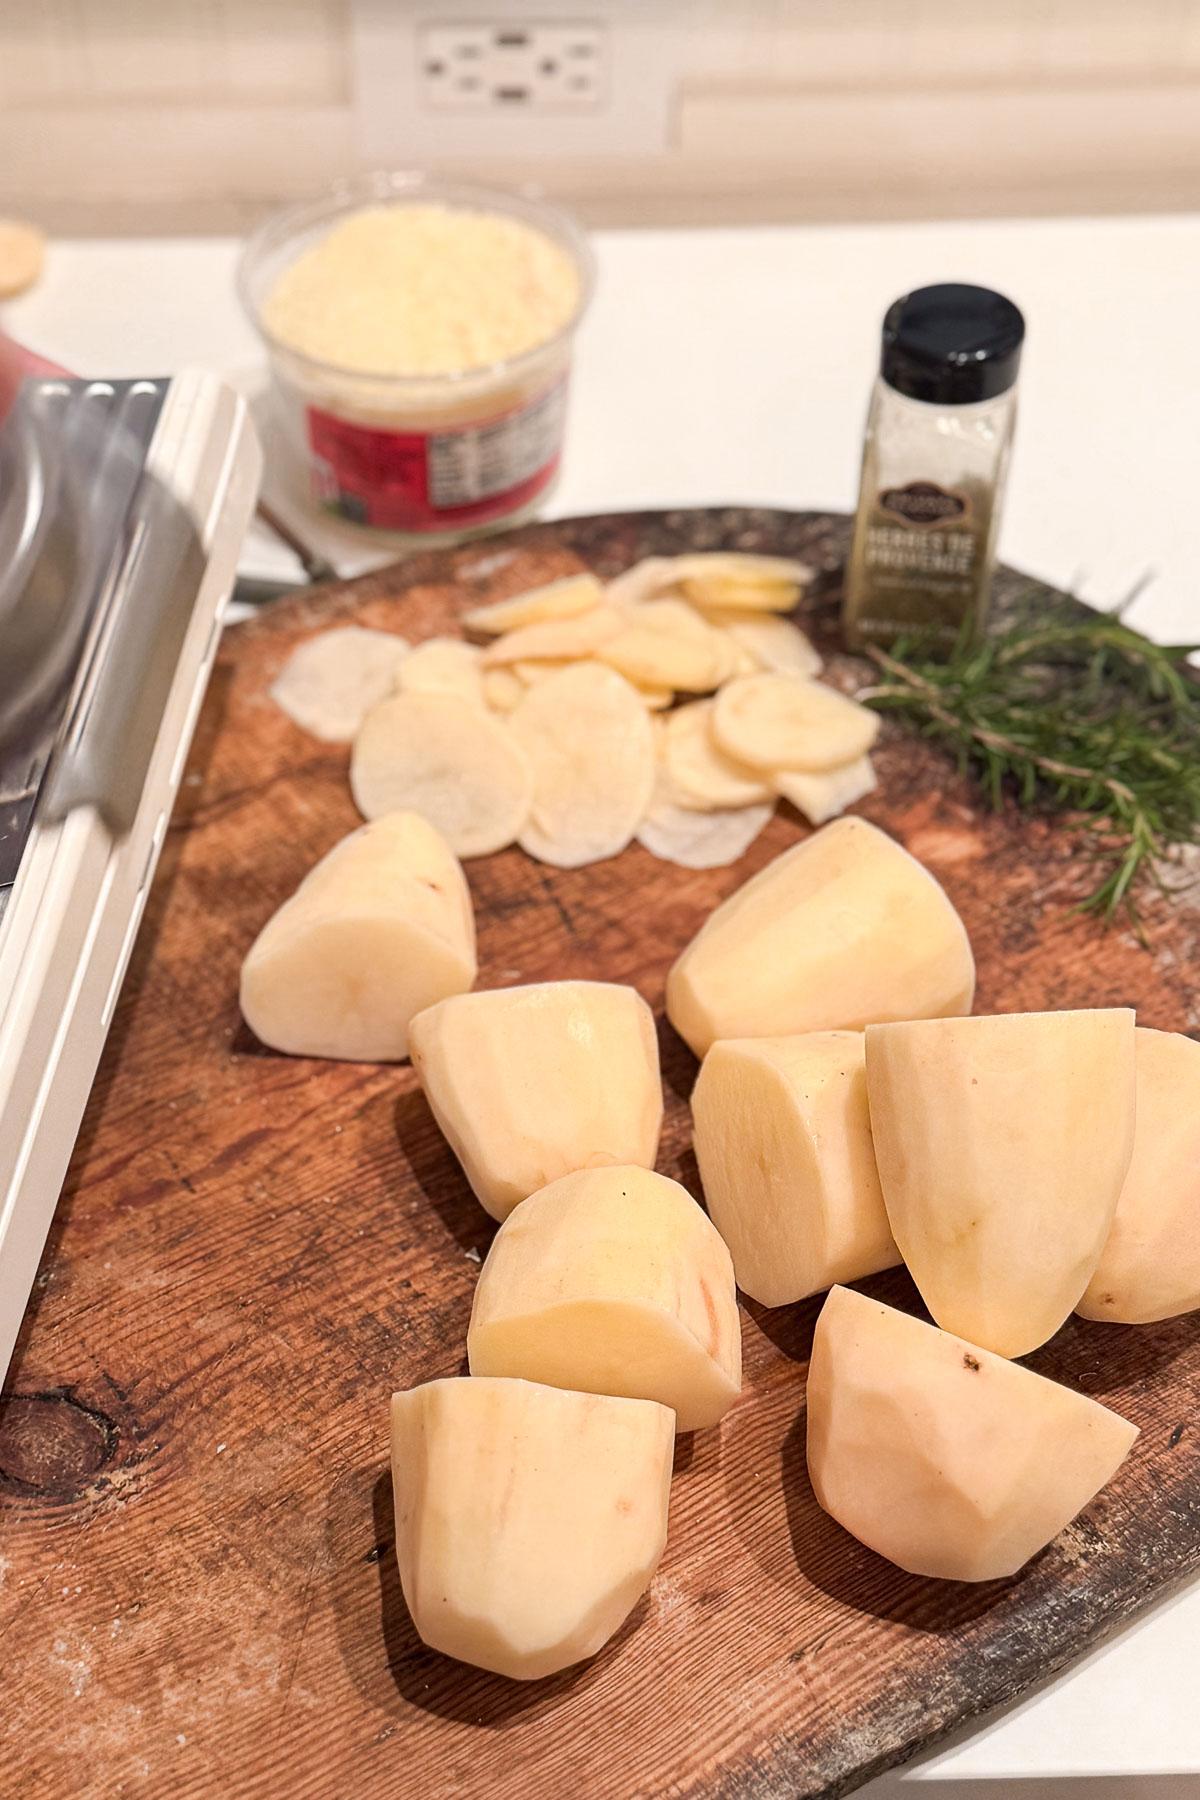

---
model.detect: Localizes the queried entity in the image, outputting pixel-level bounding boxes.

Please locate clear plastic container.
[238,170,595,546]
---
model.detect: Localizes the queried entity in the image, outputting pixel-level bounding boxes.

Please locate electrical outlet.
[419,20,606,113]
[350,1,676,162]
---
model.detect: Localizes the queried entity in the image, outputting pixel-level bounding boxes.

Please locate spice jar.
[843,282,1024,651]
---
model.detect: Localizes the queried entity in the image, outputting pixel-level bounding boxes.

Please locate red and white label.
[305,380,566,532]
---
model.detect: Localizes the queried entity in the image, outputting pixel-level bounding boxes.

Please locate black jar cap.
[881,283,1024,405]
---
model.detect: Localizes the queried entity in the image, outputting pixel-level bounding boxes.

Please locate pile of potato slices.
[270,552,881,871]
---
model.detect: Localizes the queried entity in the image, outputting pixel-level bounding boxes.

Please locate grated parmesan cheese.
[262,202,582,378]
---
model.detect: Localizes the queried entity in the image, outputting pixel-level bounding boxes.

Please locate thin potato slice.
[663,701,773,810]
[710,613,823,677]
[351,692,532,858]
[713,673,880,772]
[483,605,624,667]
[601,627,721,693]
[396,636,486,709]
[683,577,799,614]
[677,553,812,617]
[604,558,678,607]
[270,625,409,742]
[708,635,744,687]
[638,784,775,869]
[775,756,877,825]
[636,597,720,639]
[636,683,674,711]
[515,659,673,708]
[673,553,813,587]
[464,573,604,637]
[719,633,762,677]
[600,600,733,694]
[514,658,576,684]
[695,632,740,688]
[511,664,655,868]
[483,667,525,713]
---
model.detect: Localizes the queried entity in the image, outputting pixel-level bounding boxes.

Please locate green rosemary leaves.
[859,602,1200,922]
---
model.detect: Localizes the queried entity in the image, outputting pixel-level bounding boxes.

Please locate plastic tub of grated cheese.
[238,170,595,544]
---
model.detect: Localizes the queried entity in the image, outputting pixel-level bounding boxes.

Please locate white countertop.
[8,216,1200,1797]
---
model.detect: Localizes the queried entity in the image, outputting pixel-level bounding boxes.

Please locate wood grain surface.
[2,508,1198,1800]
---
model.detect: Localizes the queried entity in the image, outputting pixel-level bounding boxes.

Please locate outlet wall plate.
[419,20,606,112]
[350,1,679,161]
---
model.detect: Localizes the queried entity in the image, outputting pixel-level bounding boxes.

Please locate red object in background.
[0,337,69,420]
[305,378,567,532]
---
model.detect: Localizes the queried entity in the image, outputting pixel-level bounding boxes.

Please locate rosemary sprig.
[858,598,1200,922]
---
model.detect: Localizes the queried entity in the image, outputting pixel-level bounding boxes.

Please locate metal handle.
[46,468,207,834]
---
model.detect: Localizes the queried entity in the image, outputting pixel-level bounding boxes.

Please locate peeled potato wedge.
[510,662,655,867]
[807,1286,1138,1582]
[867,1009,1136,1356]
[409,980,663,1221]
[468,1165,741,1430]
[269,625,409,742]
[350,691,532,858]
[666,817,974,1057]
[240,812,475,1061]
[713,673,880,772]
[464,572,605,636]
[392,1377,673,1679]
[692,1032,898,1305]
[1078,1027,1200,1324]
[395,636,485,709]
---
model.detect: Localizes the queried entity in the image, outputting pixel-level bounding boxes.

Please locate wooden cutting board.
[2,508,1198,1800]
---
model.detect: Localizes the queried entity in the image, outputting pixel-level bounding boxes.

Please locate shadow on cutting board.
[778,1405,1022,1633]
[393,1085,495,1266]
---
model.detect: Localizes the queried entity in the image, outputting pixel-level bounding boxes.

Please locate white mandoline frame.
[0,370,261,1384]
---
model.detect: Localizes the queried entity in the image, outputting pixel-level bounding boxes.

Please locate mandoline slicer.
[0,372,260,1382]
